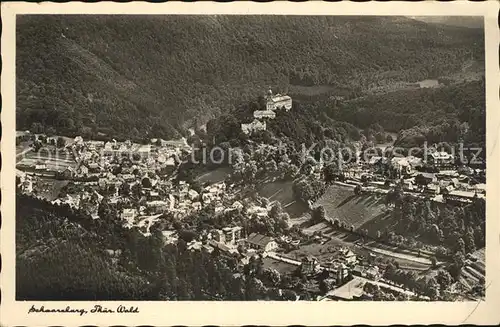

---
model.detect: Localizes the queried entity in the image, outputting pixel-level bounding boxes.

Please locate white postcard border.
[1,1,499,326]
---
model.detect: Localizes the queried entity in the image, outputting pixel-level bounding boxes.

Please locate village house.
[407,156,424,170]
[352,265,365,277]
[246,205,268,218]
[353,265,381,281]
[423,183,441,195]
[365,266,381,280]
[441,183,455,194]
[339,248,357,265]
[121,174,136,182]
[162,157,177,174]
[88,162,100,174]
[16,130,31,142]
[60,167,74,179]
[35,161,47,171]
[86,140,105,149]
[391,157,412,176]
[214,205,225,215]
[473,183,486,194]
[188,189,199,201]
[202,192,214,204]
[121,208,138,222]
[222,226,243,246]
[186,240,203,252]
[232,201,244,211]
[192,202,202,211]
[147,190,160,201]
[208,240,239,255]
[157,137,192,151]
[210,229,226,243]
[21,178,33,193]
[401,178,415,191]
[428,150,454,167]
[77,164,89,176]
[136,144,152,157]
[162,230,178,245]
[146,200,169,214]
[301,256,320,275]
[74,136,84,146]
[245,233,278,252]
[323,261,350,285]
[52,194,80,209]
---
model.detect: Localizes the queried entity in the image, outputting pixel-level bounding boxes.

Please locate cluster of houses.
[16,133,192,182]
[117,181,239,234]
[163,223,281,262]
[52,189,103,219]
[241,89,292,135]
[161,200,285,252]
[69,136,191,178]
[17,173,34,194]
[293,246,389,299]
[346,148,486,203]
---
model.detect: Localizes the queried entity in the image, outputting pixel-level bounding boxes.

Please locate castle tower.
[266,87,273,100]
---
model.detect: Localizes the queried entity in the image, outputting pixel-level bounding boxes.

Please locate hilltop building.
[265,89,292,111]
[253,110,276,119]
[241,119,267,135]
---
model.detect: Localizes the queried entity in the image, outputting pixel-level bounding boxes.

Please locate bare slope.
[315,184,390,229]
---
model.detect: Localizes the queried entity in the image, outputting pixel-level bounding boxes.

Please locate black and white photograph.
[2,1,499,326]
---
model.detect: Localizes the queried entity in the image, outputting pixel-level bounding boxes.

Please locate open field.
[17,147,77,173]
[288,84,339,97]
[459,247,485,290]
[314,184,391,231]
[257,180,308,219]
[445,59,485,82]
[195,167,231,184]
[262,257,298,275]
[258,180,294,204]
[16,142,33,161]
[302,222,331,236]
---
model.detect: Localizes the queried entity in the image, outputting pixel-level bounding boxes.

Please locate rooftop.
[327,277,366,300]
[246,233,274,247]
[269,95,292,103]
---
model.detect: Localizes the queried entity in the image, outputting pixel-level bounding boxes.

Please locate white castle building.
[265,88,292,111]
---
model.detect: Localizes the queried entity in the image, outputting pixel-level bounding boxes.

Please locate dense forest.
[17,15,483,141]
[335,80,486,148]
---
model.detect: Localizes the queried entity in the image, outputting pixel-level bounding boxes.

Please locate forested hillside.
[335,80,485,148]
[16,195,242,300]
[17,15,483,141]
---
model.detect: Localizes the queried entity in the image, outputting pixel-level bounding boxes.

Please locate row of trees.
[293,175,327,204]
[384,190,485,254]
